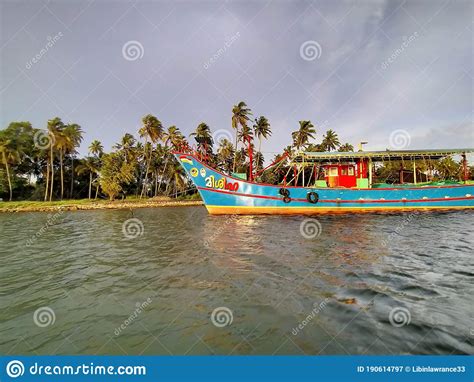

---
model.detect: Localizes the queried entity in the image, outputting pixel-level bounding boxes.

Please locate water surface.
[1,207,473,355]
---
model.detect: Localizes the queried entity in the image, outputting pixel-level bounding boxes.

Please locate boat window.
[348,167,354,176]
[329,167,338,176]
[341,168,348,175]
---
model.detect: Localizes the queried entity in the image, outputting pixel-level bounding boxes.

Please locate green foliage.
[0,104,468,200]
[99,152,135,200]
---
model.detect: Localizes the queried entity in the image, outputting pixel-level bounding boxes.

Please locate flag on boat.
[180,156,193,165]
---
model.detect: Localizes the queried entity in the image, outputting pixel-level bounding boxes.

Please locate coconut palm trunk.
[140,137,149,198]
[2,151,12,201]
[141,153,152,198]
[70,157,74,198]
[49,144,54,201]
[232,133,239,173]
[44,157,50,201]
[158,155,169,194]
[88,172,92,199]
[59,149,64,199]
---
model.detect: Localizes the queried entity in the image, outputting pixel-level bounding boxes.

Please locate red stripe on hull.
[197,186,474,204]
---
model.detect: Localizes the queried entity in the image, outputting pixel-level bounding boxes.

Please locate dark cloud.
[1,0,472,156]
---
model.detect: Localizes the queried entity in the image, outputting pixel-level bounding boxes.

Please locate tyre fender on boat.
[279,188,290,197]
[283,196,291,203]
[307,191,319,204]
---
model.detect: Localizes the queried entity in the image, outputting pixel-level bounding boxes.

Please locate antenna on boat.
[358,141,368,152]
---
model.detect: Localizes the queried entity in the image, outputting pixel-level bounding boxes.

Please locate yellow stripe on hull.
[206,205,474,215]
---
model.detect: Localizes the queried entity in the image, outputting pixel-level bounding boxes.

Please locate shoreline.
[0,198,204,213]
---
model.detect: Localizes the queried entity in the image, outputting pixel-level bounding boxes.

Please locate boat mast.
[462,152,468,184]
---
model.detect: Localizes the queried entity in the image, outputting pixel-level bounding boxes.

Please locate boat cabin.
[323,163,358,188]
[293,149,472,189]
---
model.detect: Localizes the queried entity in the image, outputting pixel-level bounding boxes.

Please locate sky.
[1,0,473,157]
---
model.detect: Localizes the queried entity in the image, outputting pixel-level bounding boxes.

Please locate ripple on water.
[0,208,473,355]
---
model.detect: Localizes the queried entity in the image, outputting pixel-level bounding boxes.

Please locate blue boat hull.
[175,153,474,214]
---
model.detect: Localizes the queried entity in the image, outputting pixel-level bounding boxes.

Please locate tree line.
[0,101,469,201]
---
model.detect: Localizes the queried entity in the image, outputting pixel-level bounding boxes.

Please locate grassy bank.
[0,196,203,213]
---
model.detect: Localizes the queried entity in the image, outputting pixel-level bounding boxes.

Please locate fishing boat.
[174,148,474,215]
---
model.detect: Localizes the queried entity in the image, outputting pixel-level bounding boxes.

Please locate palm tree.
[76,157,99,199]
[0,136,19,201]
[291,120,316,150]
[339,143,354,152]
[217,138,235,173]
[89,140,104,157]
[231,101,252,172]
[114,133,137,162]
[321,129,340,152]
[190,122,213,155]
[254,151,264,172]
[306,143,324,152]
[61,123,83,199]
[238,125,253,145]
[253,116,271,153]
[88,140,103,198]
[139,114,163,198]
[237,124,255,179]
[99,152,135,200]
[163,126,184,149]
[46,117,64,201]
